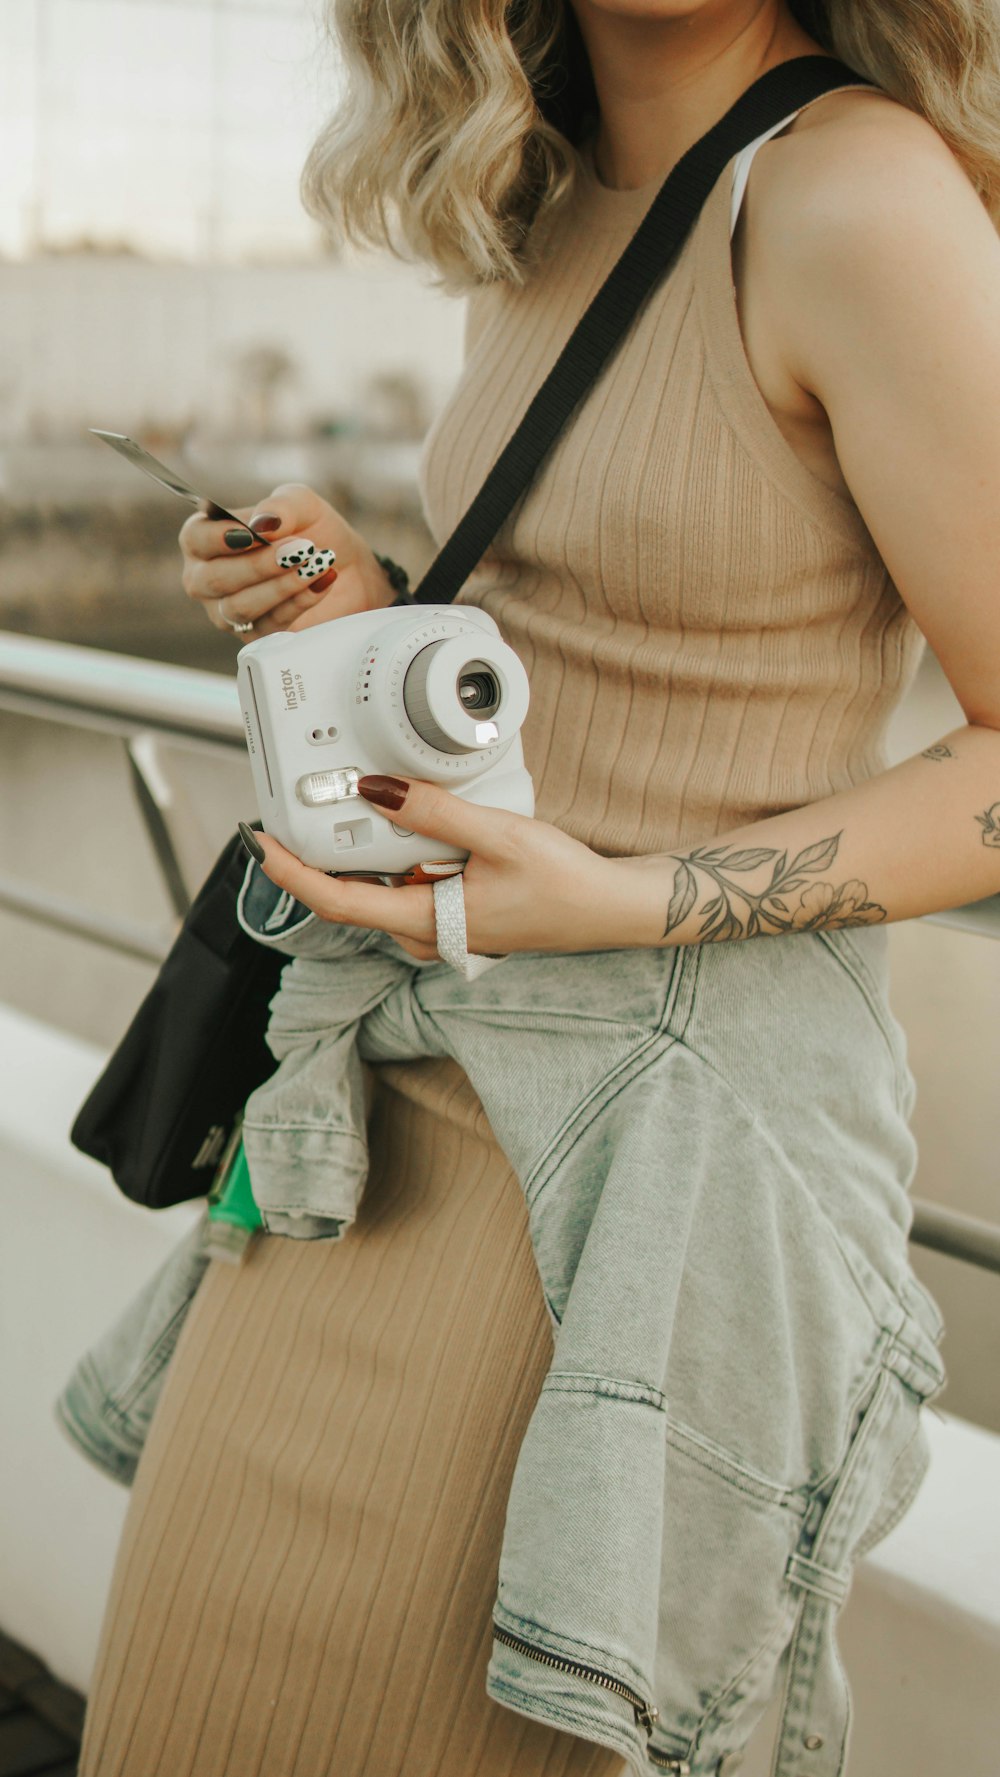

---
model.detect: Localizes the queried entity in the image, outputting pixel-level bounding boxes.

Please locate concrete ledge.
[865,1408,1000,1631]
[0,1004,200,1693]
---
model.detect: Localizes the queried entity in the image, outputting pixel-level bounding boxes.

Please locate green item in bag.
[205,1138,262,1262]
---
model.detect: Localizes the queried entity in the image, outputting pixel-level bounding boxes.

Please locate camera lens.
[400,637,521,755]
[457,664,501,715]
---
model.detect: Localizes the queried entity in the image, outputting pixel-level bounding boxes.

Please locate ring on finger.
[221,596,255,635]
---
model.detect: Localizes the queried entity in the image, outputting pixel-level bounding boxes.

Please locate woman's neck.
[570,0,830,191]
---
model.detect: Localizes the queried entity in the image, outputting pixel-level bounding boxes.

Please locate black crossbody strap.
[413,56,872,607]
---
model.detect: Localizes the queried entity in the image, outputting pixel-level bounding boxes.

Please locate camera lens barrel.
[402,638,523,755]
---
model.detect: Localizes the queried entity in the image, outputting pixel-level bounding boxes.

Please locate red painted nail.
[357,775,408,811]
[402,861,463,883]
[249,513,281,533]
[306,567,338,594]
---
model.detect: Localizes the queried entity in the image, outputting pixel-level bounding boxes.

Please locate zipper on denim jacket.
[491,1623,690,1772]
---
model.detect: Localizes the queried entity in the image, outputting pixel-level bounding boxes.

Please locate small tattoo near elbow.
[974,803,1000,847]
[921,744,954,762]
[662,830,888,942]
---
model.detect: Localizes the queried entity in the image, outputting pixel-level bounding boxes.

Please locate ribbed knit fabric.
[78,87,909,1777]
[421,88,922,859]
[79,1063,623,1777]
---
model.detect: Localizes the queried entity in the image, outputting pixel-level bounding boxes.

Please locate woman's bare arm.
[618,104,1000,945]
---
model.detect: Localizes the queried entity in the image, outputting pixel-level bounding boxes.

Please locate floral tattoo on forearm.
[974,804,1000,847]
[662,830,887,942]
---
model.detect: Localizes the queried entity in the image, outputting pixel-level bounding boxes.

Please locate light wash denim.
[56,859,947,1777]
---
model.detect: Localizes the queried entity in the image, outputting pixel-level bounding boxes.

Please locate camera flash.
[296,767,362,807]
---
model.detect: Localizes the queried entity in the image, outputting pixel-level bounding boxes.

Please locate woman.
[74,1,1000,1773]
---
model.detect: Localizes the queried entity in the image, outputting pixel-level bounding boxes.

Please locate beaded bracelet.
[374,553,414,605]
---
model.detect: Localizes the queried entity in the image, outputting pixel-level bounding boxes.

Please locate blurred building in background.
[0,0,464,668]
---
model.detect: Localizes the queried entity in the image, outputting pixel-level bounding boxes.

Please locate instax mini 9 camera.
[236,604,534,877]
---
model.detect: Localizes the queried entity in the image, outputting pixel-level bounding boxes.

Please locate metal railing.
[0,632,245,961]
[1,629,998,1277]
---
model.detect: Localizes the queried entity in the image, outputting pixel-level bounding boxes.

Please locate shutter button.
[391,821,414,837]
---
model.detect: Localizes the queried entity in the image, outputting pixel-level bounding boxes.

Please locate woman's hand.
[179,482,397,639]
[245,775,635,960]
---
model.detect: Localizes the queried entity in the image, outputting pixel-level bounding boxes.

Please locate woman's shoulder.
[761,85,976,236]
[741,83,991,390]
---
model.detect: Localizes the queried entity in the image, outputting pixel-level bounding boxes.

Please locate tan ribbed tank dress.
[79,83,921,1777]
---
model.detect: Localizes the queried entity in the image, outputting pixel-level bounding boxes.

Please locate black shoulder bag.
[70,58,872,1209]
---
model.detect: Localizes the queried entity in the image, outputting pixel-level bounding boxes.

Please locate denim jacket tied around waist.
[56,861,948,1777]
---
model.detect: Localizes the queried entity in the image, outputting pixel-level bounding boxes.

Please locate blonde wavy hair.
[300,1,1000,291]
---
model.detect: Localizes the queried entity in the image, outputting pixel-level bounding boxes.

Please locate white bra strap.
[729,85,886,241]
[730,107,808,240]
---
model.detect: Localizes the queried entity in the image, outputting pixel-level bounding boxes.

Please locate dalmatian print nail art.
[275,537,317,569]
[298,548,337,581]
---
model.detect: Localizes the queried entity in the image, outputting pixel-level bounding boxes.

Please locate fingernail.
[357,775,408,811]
[238,820,265,863]
[298,548,336,581]
[402,861,463,883]
[249,513,281,533]
[275,537,316,569]
[306,567,338,594]
[224,529,256,550]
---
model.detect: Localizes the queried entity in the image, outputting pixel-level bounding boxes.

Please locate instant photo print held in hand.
[236,604,534,880]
